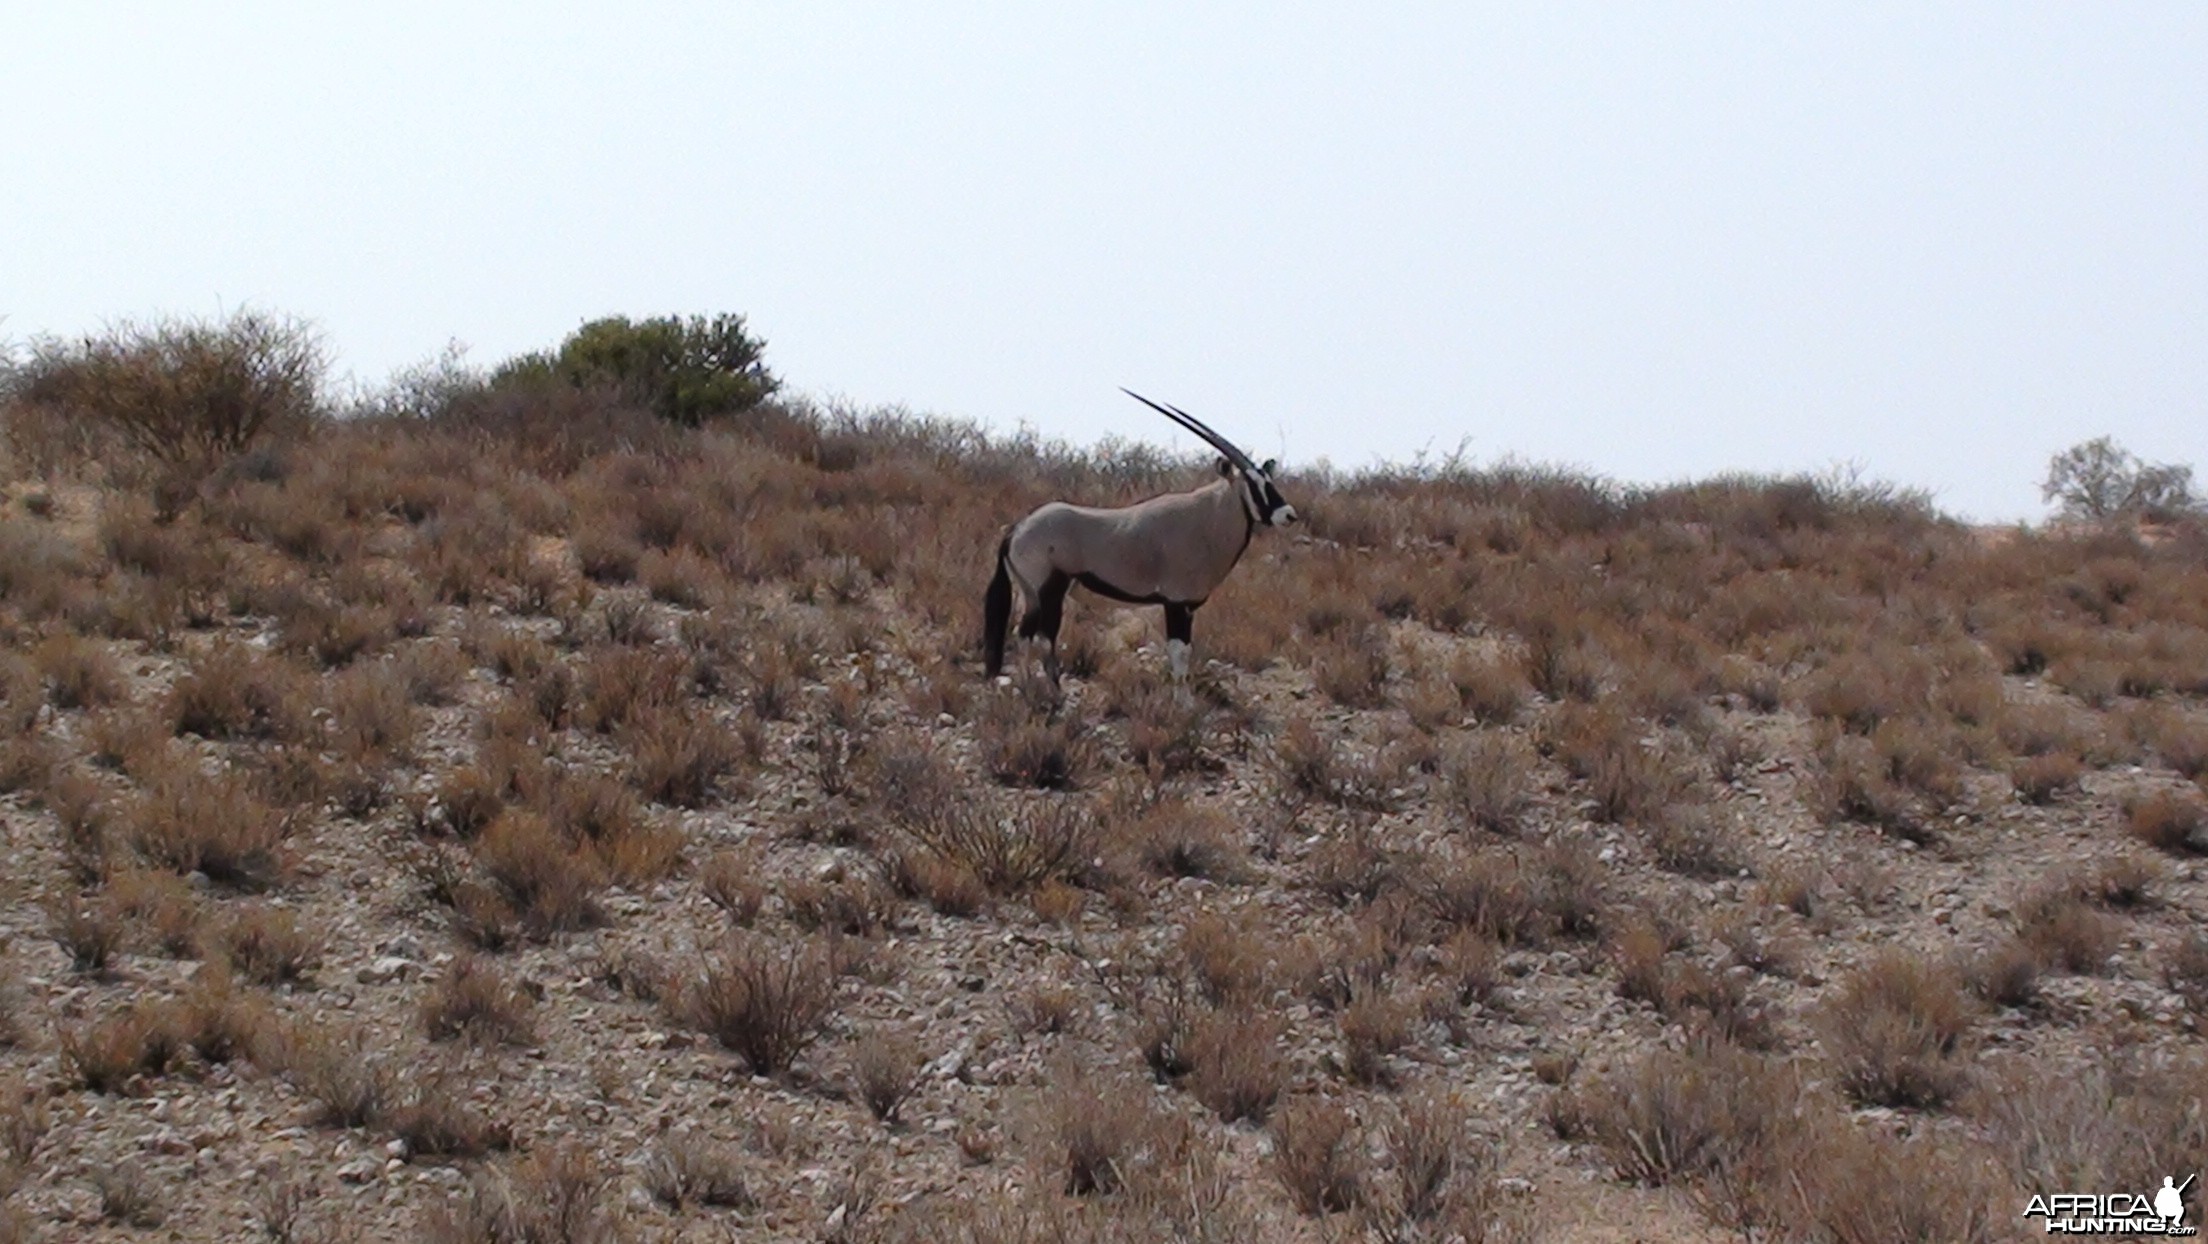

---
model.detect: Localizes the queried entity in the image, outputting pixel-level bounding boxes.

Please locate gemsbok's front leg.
[1164,603,1195,683]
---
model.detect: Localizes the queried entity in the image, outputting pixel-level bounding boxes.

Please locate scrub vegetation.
[0,309,2203,1241]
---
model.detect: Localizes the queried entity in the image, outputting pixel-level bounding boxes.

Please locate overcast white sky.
[5,4,2203,519]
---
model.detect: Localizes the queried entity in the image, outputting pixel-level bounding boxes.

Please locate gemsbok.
[983,390,1297,684]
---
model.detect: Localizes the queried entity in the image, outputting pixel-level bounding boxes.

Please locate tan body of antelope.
[983,391,1297,683]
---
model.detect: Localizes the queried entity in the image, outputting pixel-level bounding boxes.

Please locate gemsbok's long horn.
[1120,388,1258,474]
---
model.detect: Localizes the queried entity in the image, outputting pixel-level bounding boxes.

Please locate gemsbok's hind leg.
[1018,573,1072,686]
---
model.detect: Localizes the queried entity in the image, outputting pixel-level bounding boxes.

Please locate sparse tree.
[2043,436,2199,521]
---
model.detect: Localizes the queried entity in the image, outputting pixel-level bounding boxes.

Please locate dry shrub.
[215,903,324,986]
[1179,911,1270,1006]
[2014,881,2118,976]
[1031,1061,1168,1198]
[1271,1096,1366,1216]
[1310,623,1392,708]
[785,869,898,937]
[1339,985,1417,1087]
[1967,938,2042,1009]
[395,637,469,706]
[1306,823,1403,907]
[1359,1086,1513,1240]
[899,794,1097,896]
[679,934,837,1075]
[1438,732,1536,835]
[2136,707,2208,780]
[1818,950,1975,1109]
[642,1132,756,1210]
[476,809,604,936]
[103,867,202,957]
[976,693,1097,791]
[1124,800,1248,883]
[1797,649,1929,733]
[172,969,275,1065]
[422,954,537,1046]
[1269,714,1395,811]
[167,640,307,742]
[1780,1120,2008,1244]
[46,895,123,977]
[266,1021,388,1127]
[1449,649,1528,726]
[0,1076,49,1172]
[324,659,421,760]
[1703,721,1765,784]
[83,710,168,778]
[2011,750,2084,804]
[852,1027,921,1124]
[2164,933,2208,1017]
[1521,621,1608,703]
[16,310,321,479]
[1415,847,1549,948]
[1562,1038,1799,1194]
[545,773,683,886]
[699,847,767,925]
[415,764,508,841]
[95,1166,166,1227]
[1815,733,1931,842]
[2125,787,2208,854]
[424,1144,616,1244]
[33,634,123,709]
[127,765,289,890]
[622,705,741,808]
[48,770,117,884]
[1185,1005,1287,1123]
[60,1003,186,1093]
[574,645,688,732]
[1543,704,1686,826]
[1121,680,1209,777]
[280,595,400,669]
[882,846,988,918]
[1436,928,1504,1009]
[1647,802,1747,879]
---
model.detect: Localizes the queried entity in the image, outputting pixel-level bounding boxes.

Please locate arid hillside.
[0,322,2205,1242]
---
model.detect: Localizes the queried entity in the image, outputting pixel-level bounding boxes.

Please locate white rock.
[357,957,417,985]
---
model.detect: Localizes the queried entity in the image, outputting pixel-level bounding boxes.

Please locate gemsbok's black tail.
[982,533,1013,677]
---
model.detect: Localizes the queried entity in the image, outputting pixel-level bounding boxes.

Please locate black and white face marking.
[1238,458,1297,527]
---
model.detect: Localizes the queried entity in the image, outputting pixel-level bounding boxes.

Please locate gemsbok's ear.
[1216,457,1235,476]
[1261,458,1279,474]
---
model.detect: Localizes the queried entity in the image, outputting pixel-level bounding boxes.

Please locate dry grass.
[1817,950,1976,1109]
[422,953,537,1045]
[642,1131,757,1211]
[678,934,838,1076]
[422,1143,616,1244]
[851,1027,921,1124]
[125,764,290,890]
[2125,787,2208,854]
[1270,1095,1365,1216]
[214,903,324,986]
[1437,732,1537,835]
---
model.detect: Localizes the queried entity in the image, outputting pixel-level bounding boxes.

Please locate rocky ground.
[0,421,2204,1243]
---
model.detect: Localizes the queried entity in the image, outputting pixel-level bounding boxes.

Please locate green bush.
[13,311,324,468]
[492,313,778,426]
